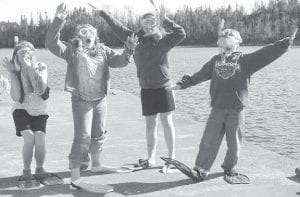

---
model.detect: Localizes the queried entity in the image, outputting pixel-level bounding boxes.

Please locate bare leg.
[34,131,46,170]
[145,114,159,165]
[21,130,35,171]
[160,111,176,159]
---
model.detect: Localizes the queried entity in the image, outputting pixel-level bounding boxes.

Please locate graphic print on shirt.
[77,52,105,78]
[214,60,241,79]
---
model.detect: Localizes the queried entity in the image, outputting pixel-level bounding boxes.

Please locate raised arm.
[98,10,134,42]
[2,58,21,101]
[173,56,215,90]
[243,28,297,75]
[33,63,48,95]
[158,15,186,51]
[45,3,71,60]
[104,34,138,68]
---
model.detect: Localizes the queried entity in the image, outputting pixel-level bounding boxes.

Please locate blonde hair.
[218,29,242,45]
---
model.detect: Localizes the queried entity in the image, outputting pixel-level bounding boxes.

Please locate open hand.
[55,2,68,19]
[125,34,139,51]
[218,19,225,37]
[288,28,298,46]
[2,57,15,73]
[0,75,10,95]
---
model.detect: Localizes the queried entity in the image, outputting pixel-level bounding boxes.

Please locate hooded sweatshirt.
[179,38,290,109]
[99,10,186,89]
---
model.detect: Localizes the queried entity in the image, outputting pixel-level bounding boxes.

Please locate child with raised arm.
[45,3,138,191]
[2,41,52,188]
[92,3,186,173]
[172,20,297,182]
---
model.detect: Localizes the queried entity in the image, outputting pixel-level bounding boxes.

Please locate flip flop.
[17,175,41,189]
[223,169,250,184]
[70,180,113,194]
[160,157,203,182]
[91,165,133,173]
[160,162,180,174]
[34,173,64,186]
[122,159,153,171]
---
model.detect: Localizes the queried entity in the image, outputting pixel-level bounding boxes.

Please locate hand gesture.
[288,28,298,46]
[125,34,139,51]
[55,2,68,19]
[2,57,16,73]
[0,75,10,95]
[218,18,225,37]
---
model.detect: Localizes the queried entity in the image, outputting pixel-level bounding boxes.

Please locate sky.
[0,0,270,22]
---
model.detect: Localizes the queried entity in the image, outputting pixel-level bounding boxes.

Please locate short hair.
[141,13,156,20]
[219,29,242,44]
[13,41,34,57]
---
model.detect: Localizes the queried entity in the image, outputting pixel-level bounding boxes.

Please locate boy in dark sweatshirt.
[94,8,186,173]
[172,20,297,181]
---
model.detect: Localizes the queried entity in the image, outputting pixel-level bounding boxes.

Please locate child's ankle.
[23,169,31,176]
[35,167,46,174]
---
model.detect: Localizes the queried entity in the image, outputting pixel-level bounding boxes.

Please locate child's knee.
[89,134,106,153]
[21,130,35,144]
[34,131,46,147]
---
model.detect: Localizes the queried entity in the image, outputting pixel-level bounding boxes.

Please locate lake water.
[0,46,299,160]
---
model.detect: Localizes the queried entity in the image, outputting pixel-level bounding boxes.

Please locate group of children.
[0,1,298,192]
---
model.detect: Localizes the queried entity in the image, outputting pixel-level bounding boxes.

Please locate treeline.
[0,0,299,48]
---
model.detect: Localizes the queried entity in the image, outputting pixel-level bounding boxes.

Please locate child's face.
[141,15,158,34]
[78,27,97,49]
[141,15,163,41]
[16,48,34,67]
[217,37,239,57]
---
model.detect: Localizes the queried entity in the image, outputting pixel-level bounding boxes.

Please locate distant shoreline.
[1,44,300,50]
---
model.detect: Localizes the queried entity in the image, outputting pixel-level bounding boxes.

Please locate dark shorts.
[12,109,49,137]
[141,87,175,116]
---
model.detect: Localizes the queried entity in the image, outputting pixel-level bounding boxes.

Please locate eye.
[80,29,87,35]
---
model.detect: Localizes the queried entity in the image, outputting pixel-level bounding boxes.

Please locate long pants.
[194,108,244,173]
[68,95,107,169]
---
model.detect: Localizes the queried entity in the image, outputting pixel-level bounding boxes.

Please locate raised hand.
[125,34,139,51]
[2,57,17,73]
[288,28,298,46]
[0,75,10,95]
[55,2,68,19]
[218,19,225,37]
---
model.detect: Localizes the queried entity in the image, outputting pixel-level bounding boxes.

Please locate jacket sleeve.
[99,10,134,42]
[158,17,186,52]
[242,38,290,75]
[178,57,215,89]
[9,72,21,102]
[103,46,133,68]
[45,16,71,60]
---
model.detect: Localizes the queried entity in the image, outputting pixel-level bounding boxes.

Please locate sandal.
[161,162,180,174]
[223,169,250,184]
[34,172,64,185]
[17,174,40,189]
[122,159,153,171]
